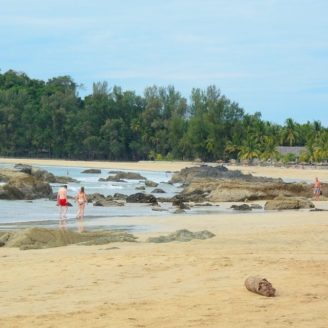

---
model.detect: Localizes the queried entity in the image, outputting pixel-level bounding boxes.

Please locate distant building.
[276,146,306,157]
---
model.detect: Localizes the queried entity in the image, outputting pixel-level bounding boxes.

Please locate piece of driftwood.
[244,276,276,297]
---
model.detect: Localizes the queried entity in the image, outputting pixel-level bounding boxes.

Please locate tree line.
[0,69,327,163]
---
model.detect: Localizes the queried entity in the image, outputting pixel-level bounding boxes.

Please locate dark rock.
[113,193,127,200]
[87,193,107,202]
[104,176,126,182]
[145,180,158,187]
[108,172,146,180]
[156,197,173,202]
[151,206,168,212]
[151,188,166,194]
[250,204,263,209]
[82,169,101,174]
[172,195,190,209]
[14,163,32,171]
[169,164,271,184]
[126,193,158,204]
[136,186,146,190]
[231,204,252,211]
[173,209,185,214]
[93,199,124,207]
[55,176,79,183]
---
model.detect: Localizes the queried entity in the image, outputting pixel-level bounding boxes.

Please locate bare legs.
[76,203,85,232]
[59,205,68,230]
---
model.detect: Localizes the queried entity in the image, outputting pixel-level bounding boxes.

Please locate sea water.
[0,162,233,232]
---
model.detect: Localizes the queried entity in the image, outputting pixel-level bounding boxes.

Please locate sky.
[0,0,327,126]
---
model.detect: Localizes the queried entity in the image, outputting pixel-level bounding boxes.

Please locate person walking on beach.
[57,185,68,229]
[75,186,88,232]
[313,177,321,201]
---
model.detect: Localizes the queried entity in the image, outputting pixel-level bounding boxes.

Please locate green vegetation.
[0,69,327,163]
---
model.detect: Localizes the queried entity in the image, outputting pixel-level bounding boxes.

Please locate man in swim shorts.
[57,185,68,229]
[313,177,321,201]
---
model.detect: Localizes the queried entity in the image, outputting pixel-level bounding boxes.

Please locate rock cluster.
[0,227,137,249]
[172,165,313,203]
[0,168,53,200]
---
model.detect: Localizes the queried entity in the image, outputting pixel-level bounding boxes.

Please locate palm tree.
[238,134,260,162]
[260,136,279,161]
[281,118,299,146]
[313,131,328,162]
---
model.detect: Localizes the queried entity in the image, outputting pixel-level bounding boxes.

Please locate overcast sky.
[1,0,327,125]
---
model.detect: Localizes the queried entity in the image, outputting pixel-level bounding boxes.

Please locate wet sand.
[1,158,328,327]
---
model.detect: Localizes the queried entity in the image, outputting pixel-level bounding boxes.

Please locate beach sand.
[1,158,328,327]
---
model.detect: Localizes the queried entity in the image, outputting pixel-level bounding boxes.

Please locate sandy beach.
[1,158,328,327]
[1,156,328,181]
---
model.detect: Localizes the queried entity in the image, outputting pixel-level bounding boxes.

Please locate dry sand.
[0,157,197,173]
[1,158,328,327]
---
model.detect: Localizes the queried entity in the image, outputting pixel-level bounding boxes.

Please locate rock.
[136,186,146,190]
[231,204,252,211]
[173,209,185,214]
[107,172,146,180]
[264,197,314,210]
[32,169,57,183]
[145,180,158,187]
[171,165,313,203]
[104,176,126,182]
[250,204,263,209]
[151,207,168,212]
[81,169,101,174]
[172,196,190,209]
[13,165,57,183]
[93,199,124,207]
[54,176,79,184]
[126,193,158,204]
[113,193,127,200]
[88,193,108,202]
[170,164,257,184]
[0,169,53,200]
[3,227,137,249]
[147,229,215,243]
[156,197,173,203]
[182,179,312,202]
[151,188,166,194]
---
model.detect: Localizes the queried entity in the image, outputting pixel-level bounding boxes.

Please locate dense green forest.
[0,69,327,162]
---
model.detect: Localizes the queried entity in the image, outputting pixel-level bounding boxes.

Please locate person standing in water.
[313,177,321,201]
[57,185,68,229]
[75,186,88,232]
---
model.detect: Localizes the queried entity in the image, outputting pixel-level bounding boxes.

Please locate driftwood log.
[244,276,276,297]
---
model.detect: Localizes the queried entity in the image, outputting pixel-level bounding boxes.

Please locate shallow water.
[0,162,246,232]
